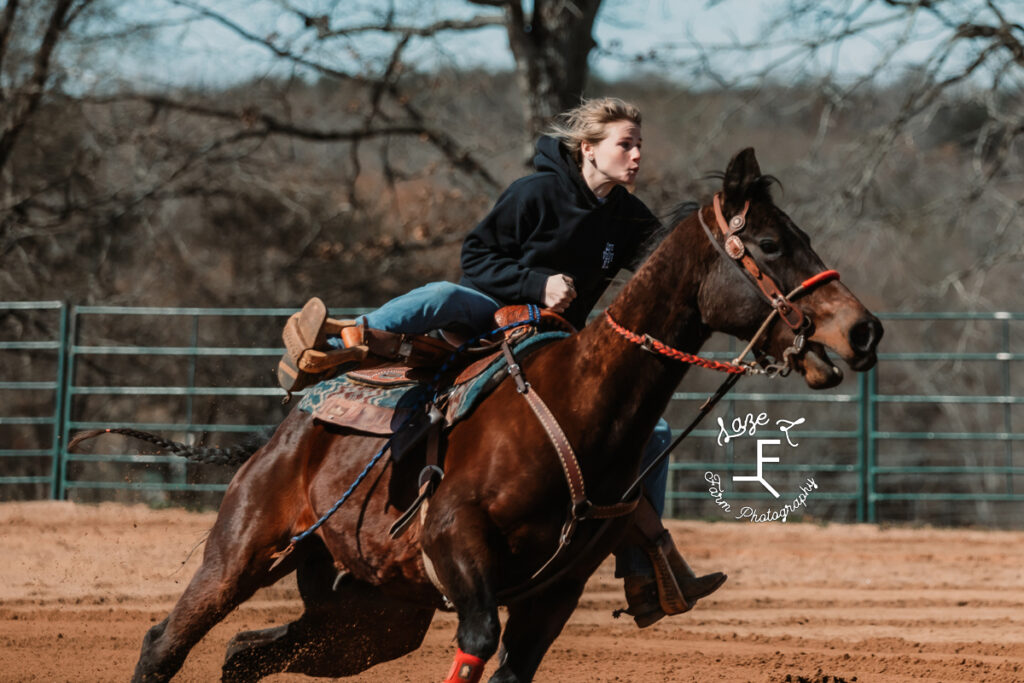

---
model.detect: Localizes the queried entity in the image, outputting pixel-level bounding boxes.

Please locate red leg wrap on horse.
[443,648,486,683]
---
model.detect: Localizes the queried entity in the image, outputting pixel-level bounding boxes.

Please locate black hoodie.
[460,136,662,329]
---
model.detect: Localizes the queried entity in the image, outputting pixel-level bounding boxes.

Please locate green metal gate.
[863,312,1022,524]
[0,301,68,499]
[1,303,1020,525]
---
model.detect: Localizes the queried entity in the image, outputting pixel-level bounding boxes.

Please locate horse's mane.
[665,171,784,229]
[665,201,700,229]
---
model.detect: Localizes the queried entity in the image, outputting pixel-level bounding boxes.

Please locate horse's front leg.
[422,500,502,683]
[489,578,586,683]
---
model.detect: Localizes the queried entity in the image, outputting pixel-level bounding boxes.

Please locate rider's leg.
[613,418,727,628]
[613,418,671,580]
[358,281,501,336]
[278,283,500,391]
[322,281,500,352]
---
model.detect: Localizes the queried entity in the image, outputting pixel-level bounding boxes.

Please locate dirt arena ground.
[1,502,1022,682]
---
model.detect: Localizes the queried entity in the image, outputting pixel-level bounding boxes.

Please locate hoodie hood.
[533,135,612,209]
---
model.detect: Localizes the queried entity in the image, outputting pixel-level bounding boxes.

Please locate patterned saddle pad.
[298,331,569,434]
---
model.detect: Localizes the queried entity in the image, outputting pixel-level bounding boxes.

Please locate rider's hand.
[543,274,577,313]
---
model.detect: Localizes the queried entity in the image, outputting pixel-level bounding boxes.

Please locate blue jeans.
[362,281,501,337]
[614,417,671,577]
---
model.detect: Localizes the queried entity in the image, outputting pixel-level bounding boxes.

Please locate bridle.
[606,192,839,377]
[698,192,839,375]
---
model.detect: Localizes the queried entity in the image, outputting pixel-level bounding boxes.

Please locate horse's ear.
[722,147,761,208]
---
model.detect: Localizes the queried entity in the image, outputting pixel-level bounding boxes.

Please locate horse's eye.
[759,239,781,255]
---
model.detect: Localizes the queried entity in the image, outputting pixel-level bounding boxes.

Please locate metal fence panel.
[1,304,1021,525]
[665,312,1022,525]
[864,312,1023,525]
[57,305,374,504]
[0,302,67,499]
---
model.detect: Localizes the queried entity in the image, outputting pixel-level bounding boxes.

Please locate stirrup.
[620,494,727,617]
[276,351,322,397]
[282,297,327,360]
[660,531,727,604]
[644,530,727,613]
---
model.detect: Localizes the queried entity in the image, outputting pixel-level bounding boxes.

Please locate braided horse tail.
[68,428,270,468]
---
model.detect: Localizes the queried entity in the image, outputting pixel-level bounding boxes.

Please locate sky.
[97,0,975,92]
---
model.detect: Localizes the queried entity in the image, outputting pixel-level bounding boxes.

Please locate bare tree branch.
[164,0,502,188]
[388,87,500,188]
[954,18,1024,68]
[83,93,431,142]
[0,0,19,88]
[166,0,373,87]
[0,0,76,171]
[63,0,95,30]
[293,12,506,39]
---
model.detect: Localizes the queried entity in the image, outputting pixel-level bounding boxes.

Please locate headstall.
[606,192,840,376]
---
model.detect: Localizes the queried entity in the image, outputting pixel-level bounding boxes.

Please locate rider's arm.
[460,181,552,305]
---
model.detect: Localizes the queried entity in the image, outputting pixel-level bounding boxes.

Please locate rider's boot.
[276,297,370,394]
[616,497,727,628]
[276,297,458,395]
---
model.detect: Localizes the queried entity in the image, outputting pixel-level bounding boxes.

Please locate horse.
[121,148,882,682]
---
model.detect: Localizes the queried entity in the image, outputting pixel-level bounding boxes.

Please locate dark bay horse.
[129,148,881,682]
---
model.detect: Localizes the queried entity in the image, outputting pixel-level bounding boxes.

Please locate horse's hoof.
[222,625,290,683]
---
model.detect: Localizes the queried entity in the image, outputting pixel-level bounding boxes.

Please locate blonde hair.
[545,97,642,166]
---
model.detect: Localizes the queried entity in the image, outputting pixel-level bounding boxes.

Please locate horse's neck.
[605,212,709,348]
[579,210,711,360]
[571,211,713,423]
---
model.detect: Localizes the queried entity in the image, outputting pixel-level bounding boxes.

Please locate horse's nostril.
[849,317,882,354]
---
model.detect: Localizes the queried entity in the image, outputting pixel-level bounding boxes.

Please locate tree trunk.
[498,0,602,161]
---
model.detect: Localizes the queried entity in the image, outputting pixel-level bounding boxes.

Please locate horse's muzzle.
[846,315,883,371]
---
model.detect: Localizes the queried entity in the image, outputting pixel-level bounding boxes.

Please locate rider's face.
[582,120,642,190]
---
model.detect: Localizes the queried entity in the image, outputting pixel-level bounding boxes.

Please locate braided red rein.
[603,310,748,374]
[603,270,840,375]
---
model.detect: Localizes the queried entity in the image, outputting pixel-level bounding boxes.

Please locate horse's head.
[697,148,882,389]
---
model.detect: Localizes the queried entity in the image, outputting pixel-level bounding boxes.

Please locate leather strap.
[388,406,445,539]
[295,345,368,373]
[361,327,456,367]
[709,194,805,331]
[501,341,639,522]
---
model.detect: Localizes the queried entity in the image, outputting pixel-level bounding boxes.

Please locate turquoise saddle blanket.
[298,331,569,435]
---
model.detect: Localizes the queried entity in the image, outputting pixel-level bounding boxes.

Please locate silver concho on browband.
[724,234,745,260]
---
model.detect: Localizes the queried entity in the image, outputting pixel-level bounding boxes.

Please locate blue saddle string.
[284,305,543,548]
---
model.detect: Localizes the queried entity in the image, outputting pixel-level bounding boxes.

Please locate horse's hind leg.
[222,537,435,682]
[132,460,307,682]
[132,532,278,683]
